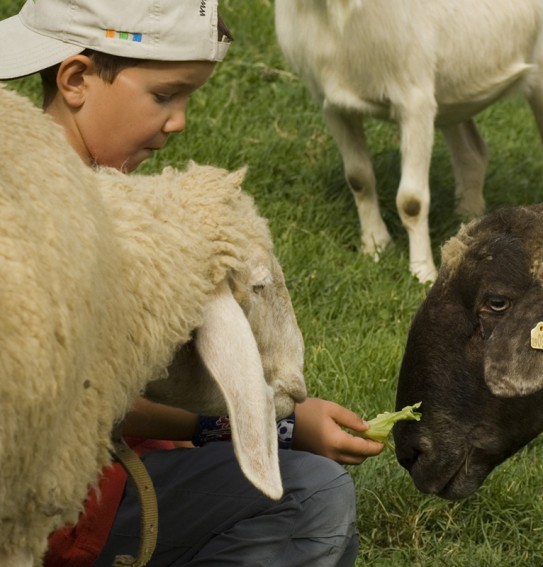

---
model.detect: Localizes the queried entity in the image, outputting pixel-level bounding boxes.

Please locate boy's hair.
[41,50,142,108]
[40,16,233,108]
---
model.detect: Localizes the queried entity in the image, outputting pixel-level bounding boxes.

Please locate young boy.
[0,1,384,565]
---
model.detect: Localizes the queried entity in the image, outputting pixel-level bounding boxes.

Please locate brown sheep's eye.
[487,297,511,313]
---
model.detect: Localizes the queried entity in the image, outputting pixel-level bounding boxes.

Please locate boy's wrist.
[192,412,297,449]
[192,415,232,446]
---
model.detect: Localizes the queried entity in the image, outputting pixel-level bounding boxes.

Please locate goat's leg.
[323,104,391,257]
[526,72,543,146]
[441,120,488,217]
[395,93,438,283]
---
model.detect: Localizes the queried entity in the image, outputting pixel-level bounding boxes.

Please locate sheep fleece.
[0,84,272,561]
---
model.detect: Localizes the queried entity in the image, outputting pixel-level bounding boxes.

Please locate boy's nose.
[164,105,186,134]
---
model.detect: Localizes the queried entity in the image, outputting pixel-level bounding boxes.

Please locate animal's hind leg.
[526,72,543,146]
[323,104,391,257]
[441,120,488,217]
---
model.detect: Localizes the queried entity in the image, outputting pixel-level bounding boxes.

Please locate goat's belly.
[434,101,503,126]
[434,62,534,125]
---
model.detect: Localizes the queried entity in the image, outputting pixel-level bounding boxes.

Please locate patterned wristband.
[192,416,232,447]
[277,412,296,449]
[193,412,296,449]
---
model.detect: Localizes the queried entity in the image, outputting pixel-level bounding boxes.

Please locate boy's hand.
[292,398,384,465]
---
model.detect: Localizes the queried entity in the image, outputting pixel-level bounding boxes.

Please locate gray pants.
[96,443,358,566]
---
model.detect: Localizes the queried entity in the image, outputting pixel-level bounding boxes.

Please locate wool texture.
[0,84,304,564]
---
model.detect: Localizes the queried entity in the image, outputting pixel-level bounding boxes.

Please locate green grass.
[4,0,543,564]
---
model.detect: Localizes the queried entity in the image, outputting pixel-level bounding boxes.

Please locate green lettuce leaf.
[357,402,422,447]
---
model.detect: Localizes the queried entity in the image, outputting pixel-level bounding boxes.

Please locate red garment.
[44,438,175,567]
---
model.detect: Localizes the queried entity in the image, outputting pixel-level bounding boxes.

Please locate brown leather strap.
[111,425,158,567]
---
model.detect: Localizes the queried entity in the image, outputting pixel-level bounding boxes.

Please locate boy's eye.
[154,93,173,103]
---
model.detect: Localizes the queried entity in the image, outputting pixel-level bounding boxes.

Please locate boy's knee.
[304,462,357,530]
[279,454,358,565]
[281,452,357,535]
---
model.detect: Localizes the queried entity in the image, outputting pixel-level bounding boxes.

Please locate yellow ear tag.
[530,322,543,350]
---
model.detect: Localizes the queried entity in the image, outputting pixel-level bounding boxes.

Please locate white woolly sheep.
[0,85,306,566]
[394,204,543,500]
[275,0,543,282]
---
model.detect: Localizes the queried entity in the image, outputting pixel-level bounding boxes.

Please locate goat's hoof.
[411,264,437,284]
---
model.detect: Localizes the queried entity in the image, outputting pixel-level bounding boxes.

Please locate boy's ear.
[56,55,95,108]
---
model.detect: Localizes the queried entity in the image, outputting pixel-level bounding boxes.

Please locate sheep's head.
[394,205,543,499]
[146,235,306,412]
[230,250,306,418]
[145,242,306,419]
[442,205,543,398]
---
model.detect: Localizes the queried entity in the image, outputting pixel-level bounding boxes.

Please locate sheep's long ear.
[195,280,283,500]
[485,286,543,397]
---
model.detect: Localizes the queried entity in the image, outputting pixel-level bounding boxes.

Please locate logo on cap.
[105,30,143,42]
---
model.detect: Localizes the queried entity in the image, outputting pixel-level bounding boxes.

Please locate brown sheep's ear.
[484,286,543,397]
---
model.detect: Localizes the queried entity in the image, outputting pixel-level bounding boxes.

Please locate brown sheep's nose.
[393,422,422,472]
[396,447,421,473]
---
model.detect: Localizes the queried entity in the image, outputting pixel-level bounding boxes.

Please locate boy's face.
[71,60,215,172]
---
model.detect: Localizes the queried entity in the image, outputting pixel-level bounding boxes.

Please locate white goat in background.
[275,0,543,282]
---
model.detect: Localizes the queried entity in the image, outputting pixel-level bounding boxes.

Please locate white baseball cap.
[0,0,232,80]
